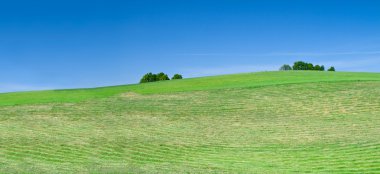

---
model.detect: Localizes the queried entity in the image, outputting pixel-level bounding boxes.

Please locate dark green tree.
[140,72,157,83]
[293,61,313,70]
[157,72,170,81]
[307,63,314,70]
[279,64,292,71]
[171,74,183,80]
[293,61,328,71]
[293,61,306,70]
[328,66,336,71]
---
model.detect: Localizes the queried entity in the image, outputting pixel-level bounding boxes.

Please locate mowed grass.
[0,71,380,173]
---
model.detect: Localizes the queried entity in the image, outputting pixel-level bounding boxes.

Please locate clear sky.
[1,0,380,92]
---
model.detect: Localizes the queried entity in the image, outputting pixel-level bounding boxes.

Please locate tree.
[293,61,307,70]
[314,65,321,71]
[157,72,170,81]
[151,73,158,81]
[292,61,328,71]
[279,64,292,71]
[328,66,335,71]
[140,72,157,83]
[171,74,183,80]
[307,63,314,70]
[140,72,169,83]
[293,61,314,70]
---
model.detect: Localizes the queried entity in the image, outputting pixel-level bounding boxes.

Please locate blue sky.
[1,0,380,92]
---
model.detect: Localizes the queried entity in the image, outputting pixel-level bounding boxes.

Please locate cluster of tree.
[140,72,183,83]
[292,61,326,71]
[280,61,335,71]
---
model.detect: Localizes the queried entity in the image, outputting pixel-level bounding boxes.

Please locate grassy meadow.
[1,71,380,173]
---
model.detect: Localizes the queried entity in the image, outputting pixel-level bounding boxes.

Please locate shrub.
[279,64,292,71]
[171,74,183,80]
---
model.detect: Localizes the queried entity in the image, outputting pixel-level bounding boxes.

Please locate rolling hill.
[1,71,380,173]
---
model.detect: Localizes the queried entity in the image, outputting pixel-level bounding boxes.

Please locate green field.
[1,71,380,173]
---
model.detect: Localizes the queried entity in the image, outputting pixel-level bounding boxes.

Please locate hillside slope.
[1,71,380,173]
[1,71,379,106]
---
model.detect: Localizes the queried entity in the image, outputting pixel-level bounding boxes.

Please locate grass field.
[1,71,380,173]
